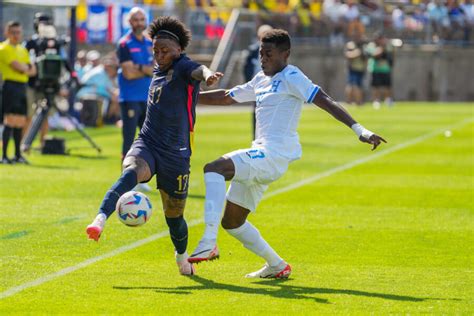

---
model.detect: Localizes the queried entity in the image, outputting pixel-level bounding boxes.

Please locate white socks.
[202,172,226,243]
[226,221,283,268]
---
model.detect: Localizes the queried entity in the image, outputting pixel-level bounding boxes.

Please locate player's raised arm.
[313,88,387,150]
[191,65,223,86]
[198,89,237,106]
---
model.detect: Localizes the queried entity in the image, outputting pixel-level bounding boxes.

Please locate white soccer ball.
[116,191,152,227]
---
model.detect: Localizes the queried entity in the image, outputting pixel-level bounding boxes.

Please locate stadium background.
[1,0,473,101]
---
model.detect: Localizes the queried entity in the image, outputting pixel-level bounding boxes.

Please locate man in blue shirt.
[117,7,154,160]
[86,16,223,276]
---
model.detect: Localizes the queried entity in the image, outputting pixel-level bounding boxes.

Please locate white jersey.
[229,64,320,161]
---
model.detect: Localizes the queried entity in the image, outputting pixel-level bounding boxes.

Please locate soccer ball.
[116,191,152,227]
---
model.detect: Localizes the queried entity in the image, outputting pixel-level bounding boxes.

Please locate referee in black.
[0,21,36,164]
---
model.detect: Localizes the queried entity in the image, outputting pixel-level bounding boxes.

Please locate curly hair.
[261,29,291,51]
[149,16,191,50]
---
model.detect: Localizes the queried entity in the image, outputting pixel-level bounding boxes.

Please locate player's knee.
[122,156,137,170]
[123,157,151,182]
[204,158,234,180]
[203,161,220,174]
[221,216,244,230]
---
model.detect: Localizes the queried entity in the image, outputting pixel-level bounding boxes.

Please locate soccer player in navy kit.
[86,16,223,276]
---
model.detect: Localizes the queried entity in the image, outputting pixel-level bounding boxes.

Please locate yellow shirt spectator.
[0,39,30,83]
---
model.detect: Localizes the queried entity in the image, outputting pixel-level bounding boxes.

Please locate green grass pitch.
[0,102,472,314]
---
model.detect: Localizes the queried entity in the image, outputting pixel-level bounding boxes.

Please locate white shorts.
[224,147,289,212]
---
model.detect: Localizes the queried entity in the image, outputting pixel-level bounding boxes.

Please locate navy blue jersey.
[140,54,201,158]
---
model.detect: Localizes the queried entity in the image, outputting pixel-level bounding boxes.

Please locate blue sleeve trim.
[307,85,320,103]
[229,91,235,97]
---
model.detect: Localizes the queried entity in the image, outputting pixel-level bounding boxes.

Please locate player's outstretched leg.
[189,171,226,263]
[86,169,138,241]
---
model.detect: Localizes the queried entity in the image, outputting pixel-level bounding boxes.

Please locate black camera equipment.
[22,13,101,154]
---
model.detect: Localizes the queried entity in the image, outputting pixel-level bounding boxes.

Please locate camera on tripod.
[21,13,102,155]
[33,19,67,94]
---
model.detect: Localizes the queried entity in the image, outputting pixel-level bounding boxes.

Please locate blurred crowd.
[181,0,474,44]
[73,49,121,127]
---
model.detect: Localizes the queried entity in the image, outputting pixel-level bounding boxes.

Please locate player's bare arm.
[191,65,223,86]
[198,89,237,106]
[313,88,387,150]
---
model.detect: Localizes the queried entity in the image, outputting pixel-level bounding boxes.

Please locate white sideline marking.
[1,117,472,300]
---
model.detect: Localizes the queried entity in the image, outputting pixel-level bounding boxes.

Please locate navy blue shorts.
[347,70,364,87]
[127,137,190,199]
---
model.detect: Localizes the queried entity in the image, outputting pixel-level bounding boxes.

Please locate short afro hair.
[261,29,291,51]
[149,16,191,50]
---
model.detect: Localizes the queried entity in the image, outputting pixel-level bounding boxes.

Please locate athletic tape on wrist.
[351,123,374,139]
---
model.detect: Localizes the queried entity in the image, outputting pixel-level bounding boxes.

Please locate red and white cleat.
[245,262,292,279]
[188,241,220,263]
[86,213,106,242]
[176,252,196,275]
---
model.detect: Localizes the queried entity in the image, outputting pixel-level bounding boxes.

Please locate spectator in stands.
[411,7,429,31]
[243,24,273,140]
[447,0,467,39]
[76,57,119,125]
[74,50,89,80]
[344,38,367,106]
[428,0,450,40]
[86,50,101,71]
[343,0,365,41]
[344,0,360,23]
[365,33,394,109]
[293,1,313,37]
[324,0,347,46]
[461,0,474,42]
[392,5,406,33]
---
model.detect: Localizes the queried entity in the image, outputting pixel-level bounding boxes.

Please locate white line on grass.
[1,117,472,300]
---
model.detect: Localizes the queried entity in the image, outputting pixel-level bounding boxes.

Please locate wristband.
[351,123,374,139]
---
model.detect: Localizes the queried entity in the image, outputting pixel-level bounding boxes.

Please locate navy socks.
[99,169,138,218]
[165,216,188,255]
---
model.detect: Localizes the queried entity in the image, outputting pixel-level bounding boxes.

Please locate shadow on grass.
[26,164,79,170]
[67,153,107,160]
[114,275,457,304]
[187,194,205,199]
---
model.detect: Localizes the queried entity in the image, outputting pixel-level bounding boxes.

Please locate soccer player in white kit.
[189,29,386,278]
